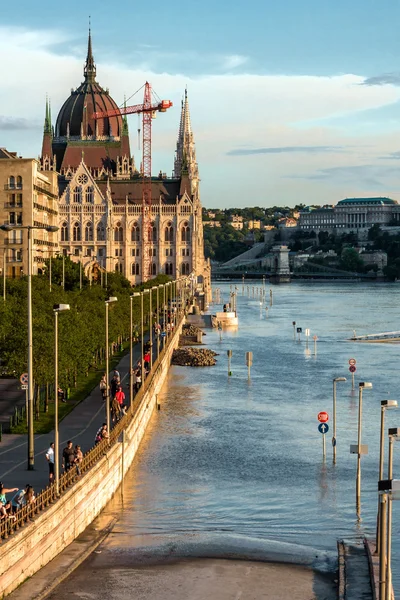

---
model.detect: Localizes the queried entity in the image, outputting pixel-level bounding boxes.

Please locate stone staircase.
[338,540,374,600]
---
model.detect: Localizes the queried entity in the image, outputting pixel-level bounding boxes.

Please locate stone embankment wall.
[0,322,183,598]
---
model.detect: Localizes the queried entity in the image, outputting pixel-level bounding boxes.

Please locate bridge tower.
[270,245,291,284]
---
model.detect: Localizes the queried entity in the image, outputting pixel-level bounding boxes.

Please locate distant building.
[230,214,244,230]
[278,217,297,229]
[299,198,400,239]
[203,220,221,228]
[246,219,261,230]
[207,211,216,219]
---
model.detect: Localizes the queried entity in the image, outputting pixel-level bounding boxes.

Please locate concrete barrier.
[0,321,183,599]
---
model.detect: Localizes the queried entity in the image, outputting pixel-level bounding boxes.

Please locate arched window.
[151,263,157,276]
[85,222,93,242]
[181,221,190,242]
[61,222,69,242]
[165,263,173,275]
[16,176,22,189]
[73,222,81,242]
[131,263,140,275]
[115,263,119,272]
[131,222,140,242]
[114,222,123,242]
[164,222,173,242]
[182,262,190,275]
[9,176,15,189]
[85,186,94,203]
[73,186,82,203]
[96,223,105,241]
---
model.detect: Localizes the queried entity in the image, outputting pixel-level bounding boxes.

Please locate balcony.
[4,202,23,209]
[4,239,23,245]
[33,202,58,216]
[4,184,22,191]
[6,257,22,263]
[33,183,58,200]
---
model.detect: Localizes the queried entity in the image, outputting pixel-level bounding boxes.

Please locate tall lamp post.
[0,223,58,470]
[151,286,158,368]
[130,293,140,407]
[143,290,149,380]
[332,377,347,463]
[385,427,400,600]
[355,381,373,511]
[105,296,118,439]
[156,285,161,359]
[54,303,70,494]
[377,400,398,552]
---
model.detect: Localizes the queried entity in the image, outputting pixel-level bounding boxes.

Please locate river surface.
[87,282,400,593]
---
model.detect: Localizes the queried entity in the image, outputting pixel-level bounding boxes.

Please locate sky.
[2,1,400,208]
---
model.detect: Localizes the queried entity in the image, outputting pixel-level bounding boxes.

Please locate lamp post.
[332,377,347,463]
[377,400,398,552]
[386,427,400,600]
[79,250,82,290]
[151,286,158,368]
[105,296,118,439]
[142,290,149,383]
[156,285,161,359]
[53,303,70,494]
[0,223,58,470]
[1,248,6,301]
[130,293,140,407]
[355,381,373,511]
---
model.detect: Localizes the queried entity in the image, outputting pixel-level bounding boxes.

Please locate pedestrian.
[0,483,18,521]
[46,442,55,484]
[144,351,150,371]
[74,445,83,476]
[62,440,75,473]
[115,385,125,417]
[99,374,107,401]
[135,369,141,392]
[131,369,137,395]
[111,396,120,422]
[95,423,108,444]
[110,374,119,399]
[11,485,35,512]
[58,387,66,403]
[113,369,120,380]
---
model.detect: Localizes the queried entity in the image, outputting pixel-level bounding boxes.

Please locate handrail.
[0,312,184,543]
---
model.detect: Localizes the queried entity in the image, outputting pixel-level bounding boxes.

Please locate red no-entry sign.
[318,411,329,423]
[349,365,356,373]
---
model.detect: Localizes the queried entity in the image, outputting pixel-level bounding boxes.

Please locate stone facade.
[0,151,59,277]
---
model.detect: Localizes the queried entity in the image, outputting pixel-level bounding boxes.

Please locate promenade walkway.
[0,337,156,493]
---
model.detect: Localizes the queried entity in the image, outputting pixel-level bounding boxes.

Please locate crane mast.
[93,82,173,282]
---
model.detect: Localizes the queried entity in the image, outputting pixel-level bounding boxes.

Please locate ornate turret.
[83,27,96,83]
[174,88,199,181]
[40,96,55,170]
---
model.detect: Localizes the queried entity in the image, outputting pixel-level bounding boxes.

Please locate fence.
[0,313,183,543]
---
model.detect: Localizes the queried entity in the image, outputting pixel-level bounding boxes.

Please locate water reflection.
[100,282,400,593]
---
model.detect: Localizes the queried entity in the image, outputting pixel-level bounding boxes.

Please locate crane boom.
[93,99,172,120]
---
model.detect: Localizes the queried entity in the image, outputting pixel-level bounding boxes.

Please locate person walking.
[99,374,107,401]
[74,445,83,477]
[62,441,75,473]
[46,442,55,484]
[115,385,125,418]
[135,369,141,392]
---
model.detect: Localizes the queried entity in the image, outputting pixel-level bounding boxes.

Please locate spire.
[174,87,198,180]
[43,95,52,135]
[84,20,96,83]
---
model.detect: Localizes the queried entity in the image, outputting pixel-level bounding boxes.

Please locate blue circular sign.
[318,423,329,434]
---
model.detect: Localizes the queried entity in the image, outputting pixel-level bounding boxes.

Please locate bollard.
[270,289,273,307]
[292,321,296,341]
[227,350,232,376]
[246,351,253,380]
[265,306,269,318]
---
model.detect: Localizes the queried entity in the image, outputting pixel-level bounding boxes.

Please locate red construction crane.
[93,82,173,281]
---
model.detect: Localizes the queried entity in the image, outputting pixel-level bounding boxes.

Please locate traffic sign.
[318,411,329,423]
[313,335,318,341]
[161,331,166,338]
[318,423,329,434]
[297,327,302,333]
[349,365,356,373]
[305,328,310,337]
[20,372,28,385]
[21,384,28,390]
[349,358,356,366]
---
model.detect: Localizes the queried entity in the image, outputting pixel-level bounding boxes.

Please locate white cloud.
[1,25,400,206]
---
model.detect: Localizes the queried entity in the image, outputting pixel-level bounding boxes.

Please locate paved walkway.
[0,335,162,493]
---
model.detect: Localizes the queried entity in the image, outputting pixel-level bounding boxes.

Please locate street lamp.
[130,293,140,407]
[142,290,149,382]
[377,400,398,551]
[354,381,373,512]
[105,296,118,439]
[0,223,58,470]
[332,377,347,463]
[150,286,158,368]
[53,303,70,494]
[385,427,400,600]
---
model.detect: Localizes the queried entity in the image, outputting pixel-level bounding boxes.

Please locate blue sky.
[1,0,400,207]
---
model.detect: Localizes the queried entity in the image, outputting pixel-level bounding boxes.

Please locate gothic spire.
[174,87,198,179]
[122,96,129,136]
[84,23,96,83]
[43,95,52,135]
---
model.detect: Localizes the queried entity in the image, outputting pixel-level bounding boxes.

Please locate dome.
[55,31,123,139]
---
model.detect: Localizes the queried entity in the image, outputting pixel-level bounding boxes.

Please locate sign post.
[297,327,302,342]
[313,335,318,356]
[227,350,232,376]
[305,328,310,350]
[20,373,28,426]
[270,289,273,307]
[292,321,296,341]
[318,412,329,460]
[349,360,356,390]
[218,321,222,341]
[245,351,253,380]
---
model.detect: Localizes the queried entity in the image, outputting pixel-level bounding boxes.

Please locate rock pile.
[172,348,217,367]
[182,324,205,337]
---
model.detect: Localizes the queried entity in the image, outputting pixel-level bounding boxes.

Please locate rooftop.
[337,197,398,206]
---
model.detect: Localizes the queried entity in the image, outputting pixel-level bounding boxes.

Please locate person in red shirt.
[114,386,126,419]
[143,352,151,371]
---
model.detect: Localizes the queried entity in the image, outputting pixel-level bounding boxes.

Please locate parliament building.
[0,30,210,297]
